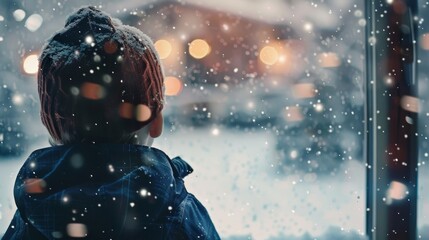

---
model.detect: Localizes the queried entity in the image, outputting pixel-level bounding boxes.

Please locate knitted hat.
[38,6,164,144]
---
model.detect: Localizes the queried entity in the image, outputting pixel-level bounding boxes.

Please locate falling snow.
[0,0,429,239]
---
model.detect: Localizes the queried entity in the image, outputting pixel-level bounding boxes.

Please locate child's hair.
[38,6,164,144]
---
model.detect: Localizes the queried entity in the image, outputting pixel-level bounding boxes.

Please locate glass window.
[418,0,429,239]
[131,1,367,238]
[0,0,426,239]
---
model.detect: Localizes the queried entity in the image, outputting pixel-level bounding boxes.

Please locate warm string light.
[189,39,211,59]
[154,39,172,59]
[259,46,278,65]
[164,76,183,96]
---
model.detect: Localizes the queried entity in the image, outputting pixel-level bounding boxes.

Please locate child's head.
[38,6,164,145]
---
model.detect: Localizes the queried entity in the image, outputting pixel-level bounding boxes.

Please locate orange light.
[24,178,46,194]
[292,83,316,99]
[164,76,183,96]
[400,95,419,113]
[23,54,39,74]
[259,46,278,65]
[67,223,88,238]
[154,39,172,59]
[318,52,341,68]
[386,181,408,201]
[104,40,118,54]
[258,40,305,76]
[136,104,151,122]
[118,103,152,122]
[284,106,303,122]
[119,103,134,119]
[80,82,105,100]
[189,39,211,59]
[421,34,429,50]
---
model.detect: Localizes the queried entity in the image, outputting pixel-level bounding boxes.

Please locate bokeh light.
[314,103,324,112]
[421,33,429,50]
[212,128,220,136]
[119,103,134,119]
[164,76,183,96]
[318,52,341,68]
[386,181,408,205]
[154,39,172,59]
[23,54,39,74]
[66,223,88,238]
[189,39,211,59]
[104,40,118,54]
[259,46,279,65]
[400,95,419,113]
[136,104,151,122]
[284,106,303,122]
[70,153,84,169]
[12,94,24,105]
[25,14,43,32]
[13,9,26,21]
[24,178,46,194]
[290,150,298,159]
[304,22,313,32]
[292,83,316,99]
[80,82,106,100]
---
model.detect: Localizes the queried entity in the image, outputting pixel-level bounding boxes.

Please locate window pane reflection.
[418,0,429,239]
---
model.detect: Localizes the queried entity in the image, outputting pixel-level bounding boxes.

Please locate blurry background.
[0,0,428,239]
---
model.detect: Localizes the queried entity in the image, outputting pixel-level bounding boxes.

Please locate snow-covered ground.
[158,127,429,239]
[157,127,367,239]
[1,127,428,239]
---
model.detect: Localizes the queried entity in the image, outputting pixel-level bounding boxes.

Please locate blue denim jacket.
[2,144,220,239]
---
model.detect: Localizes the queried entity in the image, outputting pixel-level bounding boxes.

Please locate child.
[3,6,220,240]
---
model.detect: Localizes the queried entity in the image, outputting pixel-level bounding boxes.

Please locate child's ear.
[149,112,163,138]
